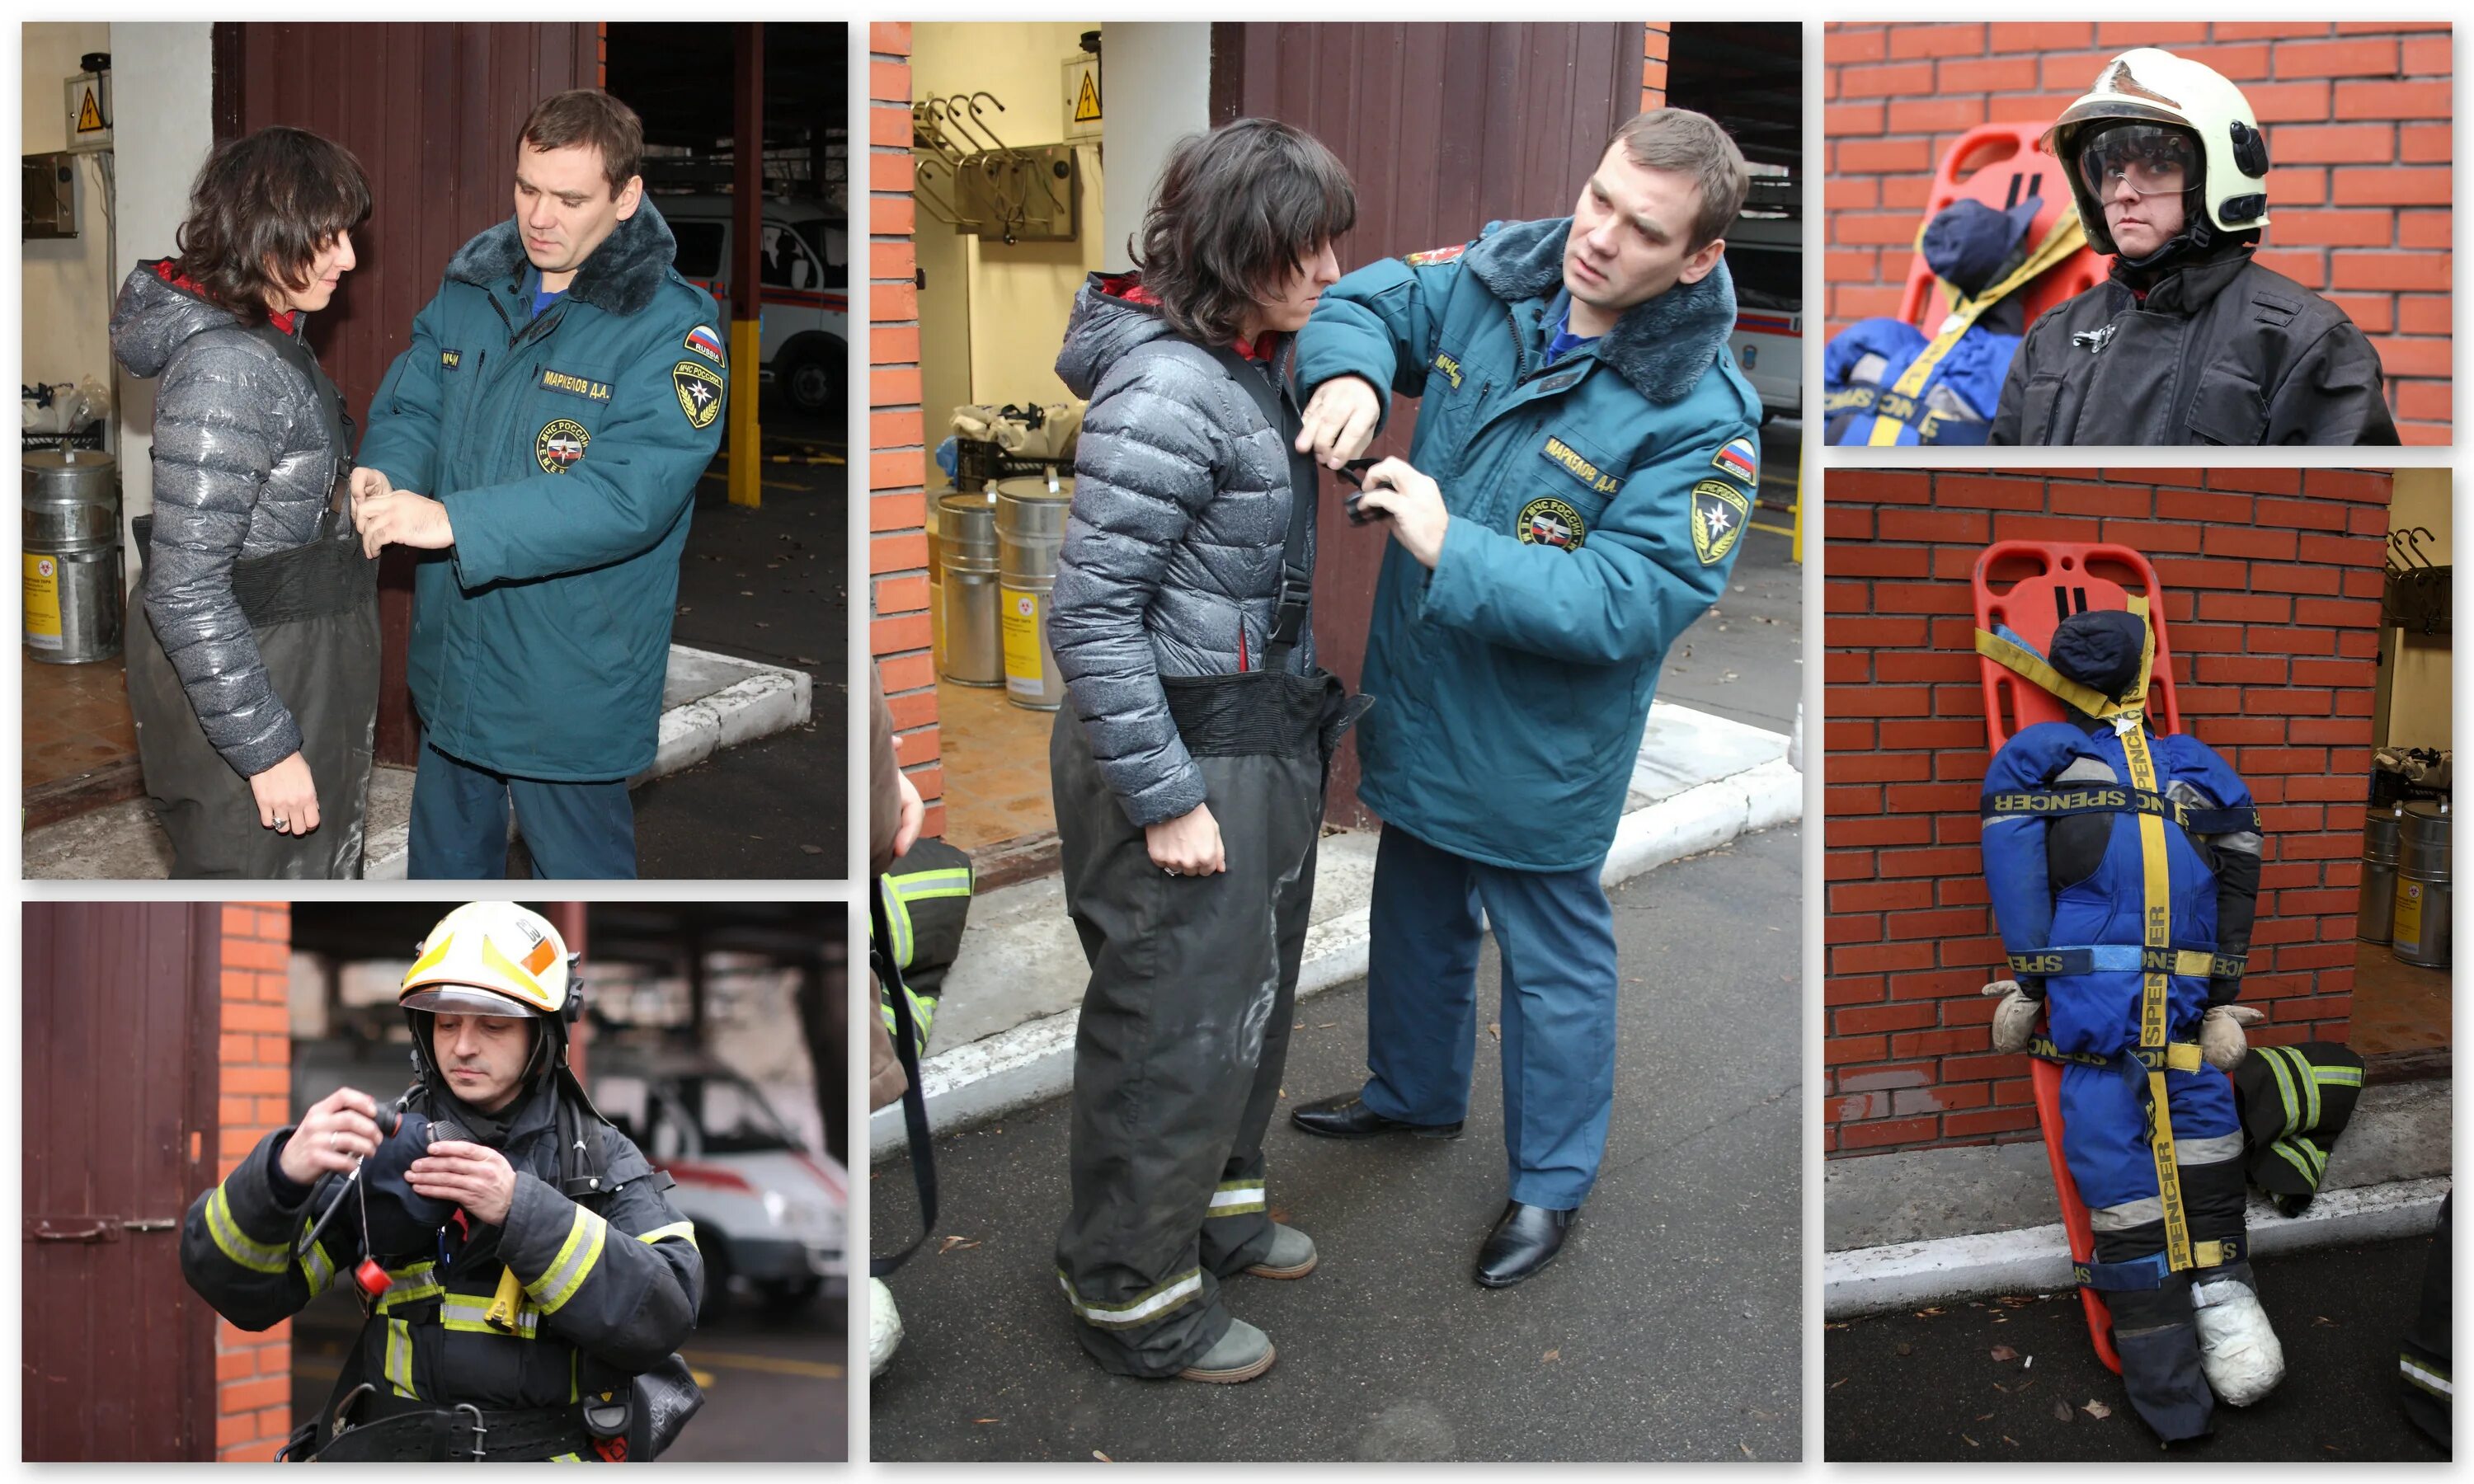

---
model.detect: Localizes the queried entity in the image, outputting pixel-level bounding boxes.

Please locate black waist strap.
[317,1396,590,1462]
[134,515,377,628]
[1162,667,1362,759]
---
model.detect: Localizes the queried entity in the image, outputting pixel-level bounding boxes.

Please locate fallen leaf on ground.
[1739,1444,1752,1458]
[1895,1343,1911,1356]
[2314,1316,2340,1327]
[974,1418,999,1425]
[2081,1400,2110,1420]
[1990,1345,2017,1362]
[1916,1307,1945,1318]
[2053,1400,2072,1423]
[1542,1350,1560,1363]
[1488,1023,1501,1040]
[1960,1434,1979,1449]
[936,1235,982,1254]
[1829,1378,1849,1389]
[1093,1451,1113,1463]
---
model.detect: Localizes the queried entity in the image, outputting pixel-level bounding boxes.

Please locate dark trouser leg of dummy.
[2402,1192,2452,1445]
[2064,1061,2212,1442]
[2098,1269,2215,1442]
[127,603,379,880]
[1050,713,1323,1375]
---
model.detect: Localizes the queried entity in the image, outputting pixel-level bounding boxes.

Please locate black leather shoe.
[1289,1093,1463,1141]
[1474,1202,1576,1288]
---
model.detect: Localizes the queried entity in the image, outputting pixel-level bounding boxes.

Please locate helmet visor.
[2076,123,2199,204]
[401,983,539,1018]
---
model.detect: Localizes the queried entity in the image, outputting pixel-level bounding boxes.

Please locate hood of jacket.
[1460,217,1739,406]
[446,200,681,317]
[1055,273,1186,398]
[110,261,257,379]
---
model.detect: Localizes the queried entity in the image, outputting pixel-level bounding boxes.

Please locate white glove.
[2199,1003,2267,1070]
[1981,979,2041,1054]
[2192,1274,2285,1404]
[868,1276,905,1379]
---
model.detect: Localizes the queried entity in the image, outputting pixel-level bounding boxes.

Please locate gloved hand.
[2199,1003,2266,1070]
[1981,979,2040,1054]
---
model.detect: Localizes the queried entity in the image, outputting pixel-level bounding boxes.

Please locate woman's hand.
[249,752,322,835]
[1296,375,1381,468]
[279,1087,383,1186]
[1145,802,1226,876]
[1353,458,1450,569]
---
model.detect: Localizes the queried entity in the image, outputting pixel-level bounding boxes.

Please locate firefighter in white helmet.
[181,903,704,1461]
[1989,47,2397,446]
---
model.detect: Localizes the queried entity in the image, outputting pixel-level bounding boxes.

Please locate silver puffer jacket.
[111,264,341,777]
[1048,275,1317,828]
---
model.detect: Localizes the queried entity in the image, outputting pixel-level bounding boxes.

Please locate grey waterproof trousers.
[128,529,380,879]
[1051,668,1349,1375]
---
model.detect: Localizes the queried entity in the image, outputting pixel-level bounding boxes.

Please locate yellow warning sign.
[1000,586,1047,697]
[25,555,63,649]
[74,87,103,134]
[1073,72,1101,124]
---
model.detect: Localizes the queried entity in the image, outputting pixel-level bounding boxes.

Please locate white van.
[1723,213,1802,425]
[656,194,850,416]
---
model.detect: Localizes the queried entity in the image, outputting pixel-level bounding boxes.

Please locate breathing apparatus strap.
[1982,597,2198,1273]
[1867,212,2089,446]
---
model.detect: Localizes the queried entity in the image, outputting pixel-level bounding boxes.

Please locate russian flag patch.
[684,324,727,366]
[1712,435,1758,486]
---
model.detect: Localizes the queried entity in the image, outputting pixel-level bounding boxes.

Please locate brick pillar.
[1641,24,1670,110]
[1823,471,2387,1156]
[213,902,293,1462]
[868,23,946,840]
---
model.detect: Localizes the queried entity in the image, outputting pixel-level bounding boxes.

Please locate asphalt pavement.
[871,821,1802,1462]
[630,392,849,880]
[288,1279,848,1461]
[1823,1233,2450,1461]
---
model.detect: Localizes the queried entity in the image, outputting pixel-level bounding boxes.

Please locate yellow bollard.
[728,318,762,509]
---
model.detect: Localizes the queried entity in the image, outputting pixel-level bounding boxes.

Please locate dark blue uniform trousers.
[407,740,637,880]
[1357,824,1619,1209]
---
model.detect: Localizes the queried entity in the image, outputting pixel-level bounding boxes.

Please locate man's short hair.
[173,125,372,326]
[520,89,644,199]
[1131,118,1357,346]
[1606,108,1750,253]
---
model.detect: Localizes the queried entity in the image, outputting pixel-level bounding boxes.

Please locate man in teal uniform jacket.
[354,89,726,879]
[1286,109,1763,1285]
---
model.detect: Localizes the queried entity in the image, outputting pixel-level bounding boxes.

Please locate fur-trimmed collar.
[446,200,680,317]
[1461,216,1738,405]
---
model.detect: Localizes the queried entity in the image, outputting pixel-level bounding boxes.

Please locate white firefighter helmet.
[2041,48,2271,255]
[399,902,571,1020]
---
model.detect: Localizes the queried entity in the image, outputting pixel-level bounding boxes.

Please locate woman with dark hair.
[1046,117,1363,1383]
[110,125,380,877]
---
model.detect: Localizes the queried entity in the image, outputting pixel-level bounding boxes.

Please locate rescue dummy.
[1976,608,2283,1439]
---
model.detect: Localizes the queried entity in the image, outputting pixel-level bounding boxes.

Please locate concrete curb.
[870,740,1804,1158]
[1823,1176,2452,1318]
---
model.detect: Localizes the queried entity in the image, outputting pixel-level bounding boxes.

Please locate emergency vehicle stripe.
[441,1293,539,1336]
[1056,1267,1204,1328]
[2401,1353,2453,1397]
[1206,1181,1267,1217]
[528,1206,609,1315]
[205,1184,289,1274]
[635,1220,699,1248]
[384,1318,418,1397]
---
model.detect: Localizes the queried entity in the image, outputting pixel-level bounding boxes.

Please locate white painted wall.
[21,24,115,399]
[911,21,1107,408]
[1098,24,1211,275]
[105,21,216,541]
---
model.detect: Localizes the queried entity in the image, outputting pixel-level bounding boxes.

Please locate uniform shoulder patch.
[536,419,589,474]
[1517,495,1586,552]
[672,361,726,430]
[1404,242,1469,267]
[1691,479,1750,566]
[684,324,726,366]
[1711,435,1759,486]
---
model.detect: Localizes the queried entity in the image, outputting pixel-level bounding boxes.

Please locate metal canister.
[2392,801,2452,969]
[2359,803,2405,942]
[23,449,123,664]
[934,491,1003,687]
[993,475,1073,711]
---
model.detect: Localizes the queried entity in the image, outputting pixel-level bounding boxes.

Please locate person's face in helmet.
[431,1013,537,1114]
[1564,143,1727,333]
[2079,124,2196,258]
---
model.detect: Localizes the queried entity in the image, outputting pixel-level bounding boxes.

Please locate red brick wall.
[1824,23,2452,444]
[1823,470,2389,1157]
[214,903,293,1462]
[1643,25,1668,110]
[868,22,946,840]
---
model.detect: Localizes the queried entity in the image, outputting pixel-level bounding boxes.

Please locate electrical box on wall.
[1062,54,1101,144]
[24,154,78,240]
[64,68,112,156]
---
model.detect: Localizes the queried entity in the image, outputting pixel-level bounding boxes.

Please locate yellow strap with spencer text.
[2110,599,2193,1271]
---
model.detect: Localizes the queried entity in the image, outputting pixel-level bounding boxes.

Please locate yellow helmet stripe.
[480,935,553,1009]
[402,932,456,997]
